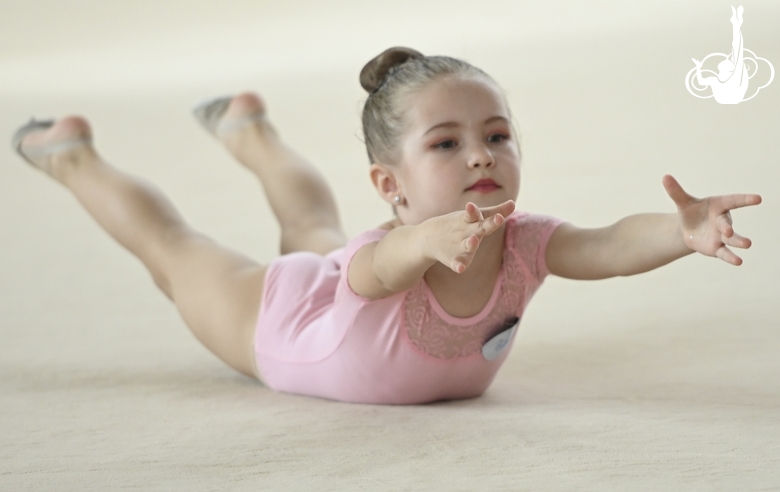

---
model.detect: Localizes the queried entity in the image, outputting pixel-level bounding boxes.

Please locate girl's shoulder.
[343,222,393,262]
[505,210,564,230]
[504,210,566,281]
[377,218,402,231]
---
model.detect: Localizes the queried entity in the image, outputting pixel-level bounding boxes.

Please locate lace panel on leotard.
[403,223,528,360]
[401,212,561,360]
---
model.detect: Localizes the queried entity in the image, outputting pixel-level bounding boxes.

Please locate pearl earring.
[394,195,402,205]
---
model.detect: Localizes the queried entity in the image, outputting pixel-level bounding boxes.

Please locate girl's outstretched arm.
[348,200,515,300]
[545,175,762,280]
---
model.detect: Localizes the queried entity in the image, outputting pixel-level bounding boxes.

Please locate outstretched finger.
[451,260,466,274]
[719,193,762,212]
[662,174,696,208]
[474,213,505,237]
[479,200,516,219]
[463,233,480,253]
[716,213,734,237]
[715,245,742,266]
[723,231,752,249]
[462,202,484,223]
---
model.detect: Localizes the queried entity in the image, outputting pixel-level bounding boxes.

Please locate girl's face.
[393,75,521,225]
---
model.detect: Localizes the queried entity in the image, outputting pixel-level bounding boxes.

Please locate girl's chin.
[460,194,508,208]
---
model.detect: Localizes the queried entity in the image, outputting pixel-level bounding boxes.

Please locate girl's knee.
[141,227,205,300]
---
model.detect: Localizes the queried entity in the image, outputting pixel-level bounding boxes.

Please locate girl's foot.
[194,91,280,163]
[194,92,276,137]
[13,116,95,181]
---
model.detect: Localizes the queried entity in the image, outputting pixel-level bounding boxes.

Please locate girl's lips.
[466,179,500,192]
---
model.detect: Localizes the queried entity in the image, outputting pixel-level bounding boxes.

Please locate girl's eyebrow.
[423,122,458,135]
[483,115,509,126]
[423,116,509,136]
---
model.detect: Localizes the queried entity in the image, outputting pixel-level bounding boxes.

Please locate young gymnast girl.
[13,47,762,405]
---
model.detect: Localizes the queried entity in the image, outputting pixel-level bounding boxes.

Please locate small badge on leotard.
[481,316,520,361]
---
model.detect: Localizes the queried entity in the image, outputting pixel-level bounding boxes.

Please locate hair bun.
[360,47,424,93]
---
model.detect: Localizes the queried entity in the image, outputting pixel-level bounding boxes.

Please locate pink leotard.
[254,211,564,404]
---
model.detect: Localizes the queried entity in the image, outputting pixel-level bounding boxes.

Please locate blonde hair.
[359,47,498,165]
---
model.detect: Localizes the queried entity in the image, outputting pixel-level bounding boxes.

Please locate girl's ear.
[370,163,401,205]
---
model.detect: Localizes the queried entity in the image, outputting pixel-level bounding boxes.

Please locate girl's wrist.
[413,221,437,265]
[675,218,697,255]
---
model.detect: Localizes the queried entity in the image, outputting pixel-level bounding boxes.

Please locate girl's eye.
[488,133,509,143]
[434,140,457,150]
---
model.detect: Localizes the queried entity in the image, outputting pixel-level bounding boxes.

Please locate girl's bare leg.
[216,93,348,256]
[21,117,264,379]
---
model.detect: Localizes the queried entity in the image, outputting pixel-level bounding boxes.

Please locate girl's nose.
[467,144,494,169]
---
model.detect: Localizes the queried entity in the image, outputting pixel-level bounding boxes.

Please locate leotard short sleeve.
[505,212,565,282]
[339,228,389,301]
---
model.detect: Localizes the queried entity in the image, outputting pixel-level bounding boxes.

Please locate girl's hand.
[421,200,516,273]
[692,58,703,68]
[663,174,762,265]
